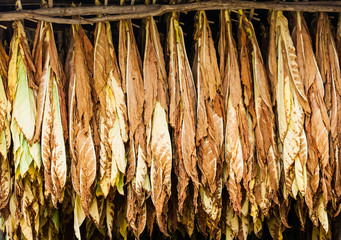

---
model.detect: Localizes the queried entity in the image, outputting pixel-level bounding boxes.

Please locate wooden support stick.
[0,1,340,24]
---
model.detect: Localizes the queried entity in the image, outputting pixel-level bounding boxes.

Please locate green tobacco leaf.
[12,54,36,142]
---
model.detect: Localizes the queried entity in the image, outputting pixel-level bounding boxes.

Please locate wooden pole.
[0,0,340,24]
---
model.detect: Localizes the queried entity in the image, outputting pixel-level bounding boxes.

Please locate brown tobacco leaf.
[293,11,323,198]
[219,10,246,214]
[238,23,257,207]
[66,25,96,216]
[94,22,110,115]
[143,17,172,236]
[74,27,93,133]
[0,40,10,211]
[240,11,279,212]
[77,127,97,216]
[0,155,10,210]
[194,10,223,194]
[334,14,341,210]
[193,10,223,238]
[167,13,199,235]
[0,41,8,88]
[316,13,339,209]
[119,19,148,238]
[268,11,308,200]
[277,12,310,114]
[32,21,67,207]
[94,21,128,198]
[293,12,331,224]
[267,11,278,106]
[317,13,341,111]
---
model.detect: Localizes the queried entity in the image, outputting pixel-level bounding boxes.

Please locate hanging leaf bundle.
[219,9,247,215]
[241,10,279,216]
[335,13,341,216]
[0,40,11,215]
[292,11,331,234]
[143,15,172,236]
[167,12,199,236]
[94,11,128,200]
[32,19,68,208]
[119,15,148,238]
[218,10,252,240]
[66,23,97,238]
[316,13,340,216]
[193,10,224,239]
[6,20,45,240]
[271,11,310,202]
[92,3,129,236]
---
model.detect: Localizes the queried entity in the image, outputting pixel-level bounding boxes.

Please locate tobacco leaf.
[241,11,279,210]
[66,25,96,216]
[33,21,67,207]
[143,17,172,236]
[267,11,307,200]
[166,14,199,235]
[119,19,148,238]
[316,13,336,208]
[219,10,246,214]
[193,11,223,238]
[94,20,128,198]
[0,41,10,211]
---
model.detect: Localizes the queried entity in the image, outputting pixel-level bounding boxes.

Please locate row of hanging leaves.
[1,1,341,239]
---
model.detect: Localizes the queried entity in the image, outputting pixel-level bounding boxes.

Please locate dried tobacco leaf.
[94,20,128,198]
[237,15,259,229]
[5,20,48,240]
[334,14,341,216]
[269,11,308,200]
[193,10,224,238]
[66,24,96,219]
[119,19,148,238]
[143,16,172,236]
[167,13,199,236]
[293,12,331,231]
[316,13,339,217]
[32,21,67,207]
[240,11,279,215]
[219,10,246,215]
[0,40,11,212]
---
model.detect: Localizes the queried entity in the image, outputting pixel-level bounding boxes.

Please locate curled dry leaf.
[240,11,279,215]
[193,10,224,238]
[334,13,341,214]
[119,19,148,238]
[143,16,172,236]
[167,13,199,236]
[32,21,67,207]
[0,40,10,212]
[237,15,260,230]
[6,20,50,239]
[66,24,96,217]
[94,20,128,198]
[269,11,307,200]
[293,12,330,228]
[316,13,339,213]
[9,21,41,178]
[219,10,246,214]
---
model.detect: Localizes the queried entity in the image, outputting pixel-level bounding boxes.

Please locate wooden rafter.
[0,0,340,24]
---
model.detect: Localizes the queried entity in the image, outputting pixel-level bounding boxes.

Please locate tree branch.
[0,1,340,24]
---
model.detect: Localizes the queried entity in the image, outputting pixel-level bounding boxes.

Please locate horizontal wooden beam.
[0,1,340,24]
